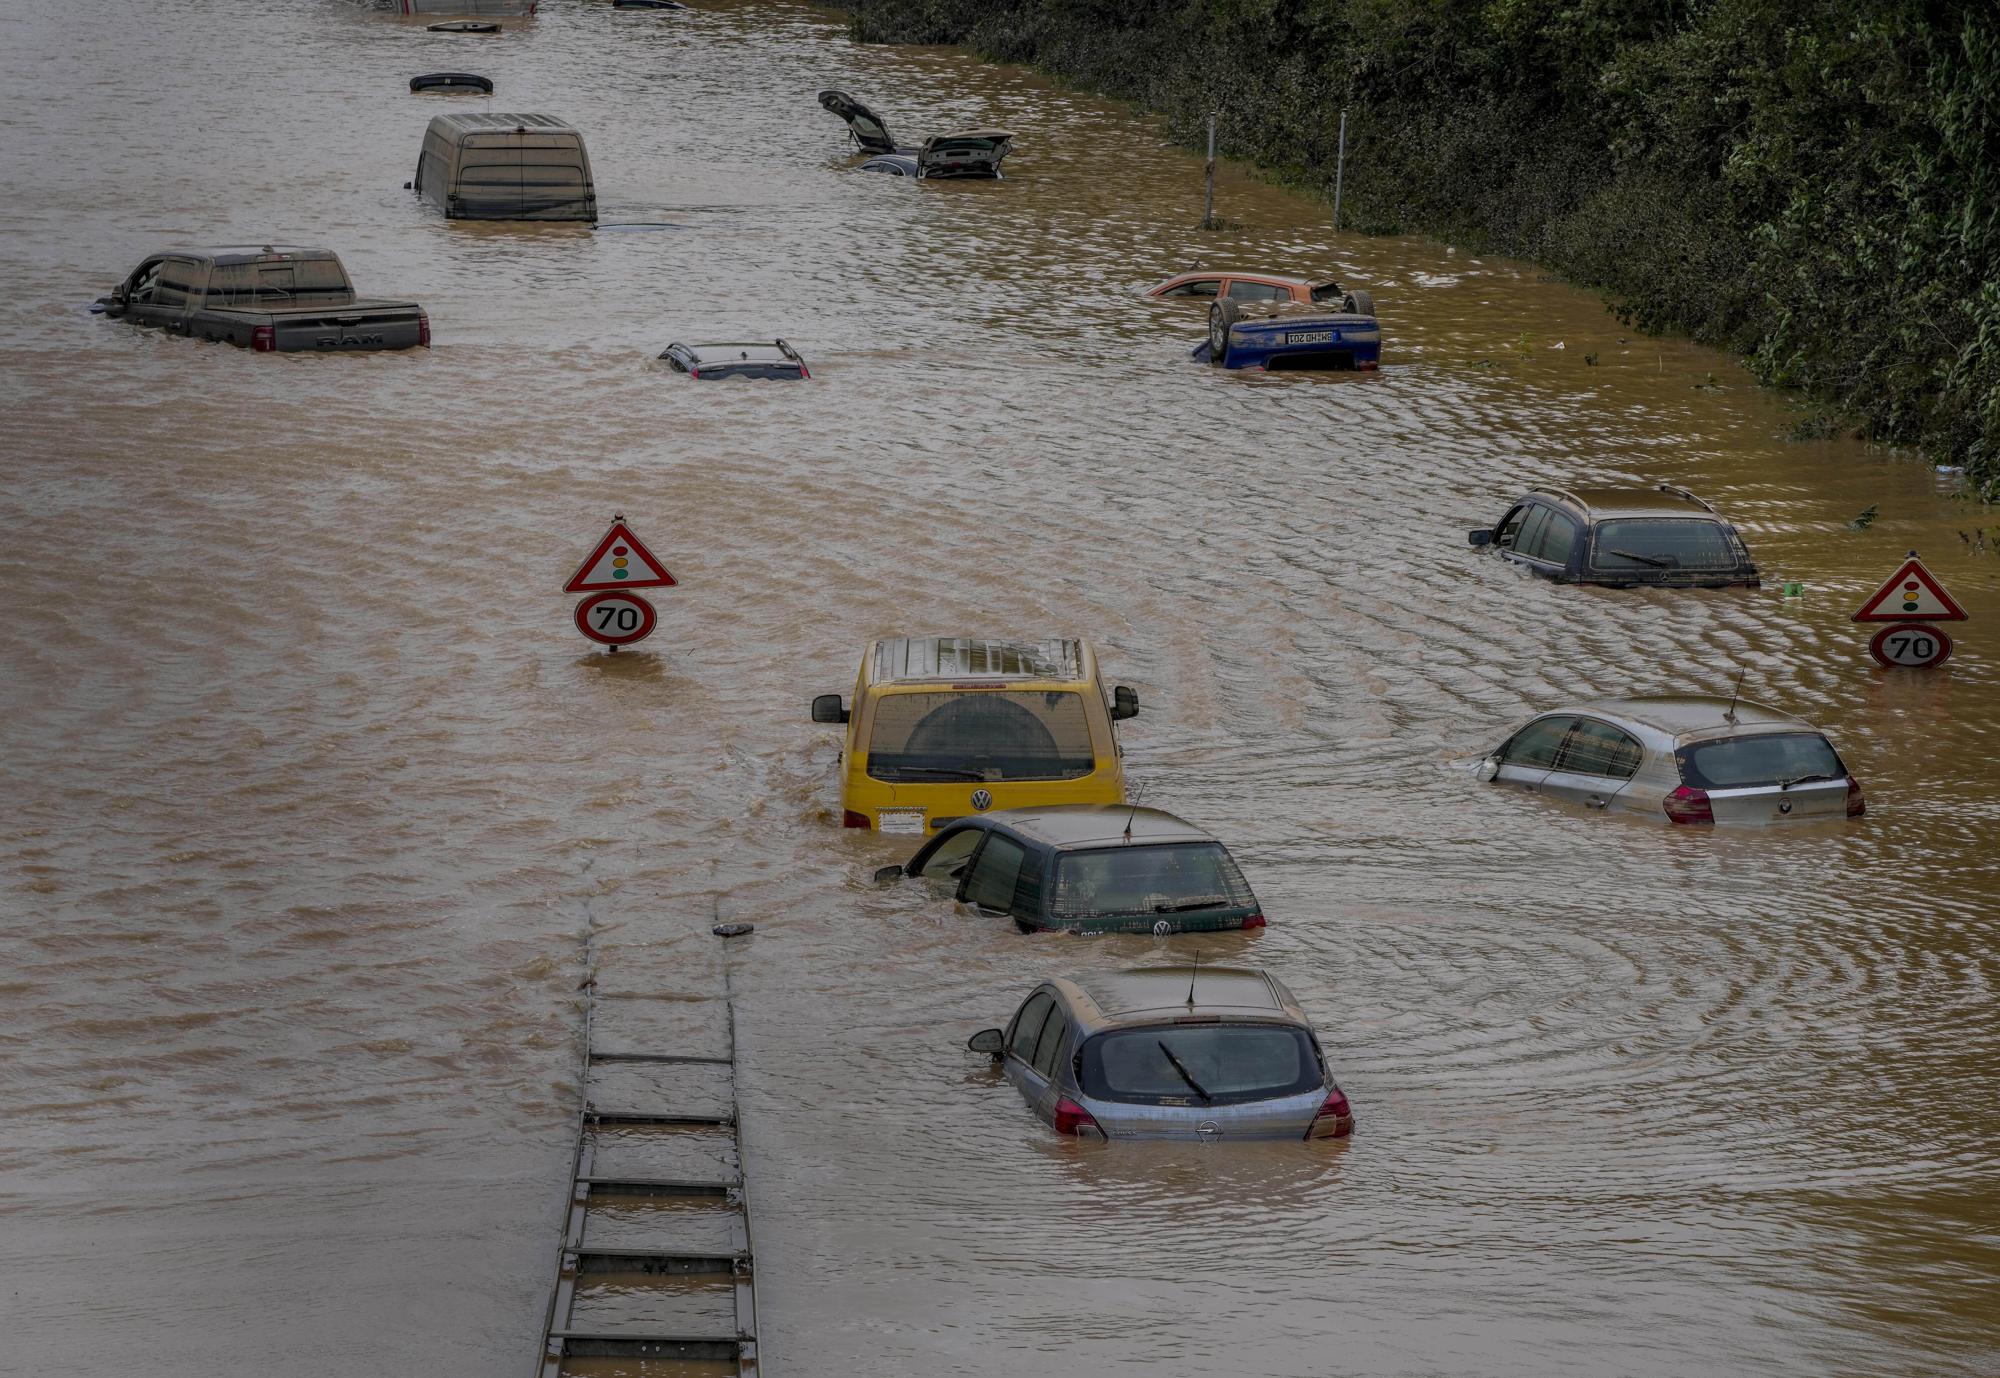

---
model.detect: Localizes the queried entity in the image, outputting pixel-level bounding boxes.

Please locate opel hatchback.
[1467,484,1759,588]
[966,966,1353,1142]
[1478,695,1865,824]
[812,637,1138,833]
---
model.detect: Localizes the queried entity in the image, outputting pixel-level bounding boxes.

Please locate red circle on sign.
[1868,622,1953,669]
[574,591,658,647]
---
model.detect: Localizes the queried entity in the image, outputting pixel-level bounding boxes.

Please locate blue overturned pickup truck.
[1193,293,1380,371]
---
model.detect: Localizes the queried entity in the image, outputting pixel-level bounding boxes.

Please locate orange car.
[1144,271,1347,305]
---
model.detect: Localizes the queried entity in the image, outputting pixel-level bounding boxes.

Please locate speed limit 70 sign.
[1869,622,1953,669]
[574,591,657,647]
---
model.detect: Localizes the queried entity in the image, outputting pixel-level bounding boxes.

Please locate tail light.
[1241,912,1267,929]
[417,310,431,348]
[797,364,811,380]
[1308,1086,1354,1139]
[251,325,275,352]
[1053,1097,1106,1140]
[1663,785,1713,825]
[1846,777,1866,817]
[841,810,871,829]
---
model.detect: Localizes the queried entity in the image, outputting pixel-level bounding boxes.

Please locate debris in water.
[713,922,754,938]
[1848,504,1880,531]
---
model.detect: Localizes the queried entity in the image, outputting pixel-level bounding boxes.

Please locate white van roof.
[426,112,581,138]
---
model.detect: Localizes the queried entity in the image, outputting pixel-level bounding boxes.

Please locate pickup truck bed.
[193,300,428,351]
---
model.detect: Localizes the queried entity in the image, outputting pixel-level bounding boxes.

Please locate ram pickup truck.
[96,247,430,352]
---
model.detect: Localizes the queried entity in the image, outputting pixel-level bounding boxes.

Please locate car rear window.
[1677,732,1846,789]
[1079,1024,1320,1106]
[1309,281,1344,303]
[866,691,1095,783]
[1591,518,1745,572]
[1049,842,1256,922]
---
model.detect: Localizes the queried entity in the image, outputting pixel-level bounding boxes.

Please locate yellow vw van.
[812,637,1140,834]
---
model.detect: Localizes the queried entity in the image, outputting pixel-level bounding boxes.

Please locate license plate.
[1285,329,1334,345]
[877,808,926,835]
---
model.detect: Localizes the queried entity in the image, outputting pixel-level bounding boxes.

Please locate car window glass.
[1501,716,1575,768]
[866,691,1096,784]
[153,260,197,308]
[1049,843,1256,921]
[1007,992,1053,1063]
[1592,518,1743,571]
[962,834,1026,911]
[129,261,164,304]
[1309,281,1344,303]
[1226,280,1288,301]
[917,828,982,878]
[1556,720,1643,778]
[1677,733,1844,789]
[1079,1024,1319,1105]
[1030,1001,1068,1079]
[1161,279,1220,299]
[1512,506,1551,558]
[1533,510,1580,564]
[1494,506,1528,549]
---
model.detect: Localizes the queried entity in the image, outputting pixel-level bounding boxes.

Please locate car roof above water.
[983,804,1214,851]
[869,636,1088,685]
[1536,485,1726,520]
[1056,966,1303,1029]
[159,246,334,265]
[1575,694,1812,739]
[425,111,582,138]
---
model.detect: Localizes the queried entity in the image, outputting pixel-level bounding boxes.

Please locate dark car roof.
[1533,485,1725,520]
[978,804,1216,851]
[157,246,331,265]
[677,342,798,365]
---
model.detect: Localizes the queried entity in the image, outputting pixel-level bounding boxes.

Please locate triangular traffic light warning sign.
[565,519,677,592]
[1852,555,1967,622]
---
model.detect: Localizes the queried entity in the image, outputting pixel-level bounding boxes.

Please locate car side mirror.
[966,1028,1005,1056]
[872,863,905,885]
[1474,756,1500,782]
[1111,685,1139,721]
[811,694,849,724]
[1467,529,1494,547]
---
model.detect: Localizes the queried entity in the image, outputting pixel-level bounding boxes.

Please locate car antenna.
[1724,668,1745,725]
[1186,949,1201,1008]
[1122,783,1148,843]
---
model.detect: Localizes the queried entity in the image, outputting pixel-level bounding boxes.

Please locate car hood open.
[818,89,902,154]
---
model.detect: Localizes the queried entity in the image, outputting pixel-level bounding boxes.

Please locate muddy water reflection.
[2,0,1998,1374]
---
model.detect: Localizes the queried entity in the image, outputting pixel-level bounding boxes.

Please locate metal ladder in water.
[535,979,758,1376]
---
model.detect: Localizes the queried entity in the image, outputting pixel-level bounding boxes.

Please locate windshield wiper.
[880,765,987,781]
[1777,772,1840,791]
[1156,1041,1212,1103]
[1154,896,1228,913]
[1604,548,1674,568]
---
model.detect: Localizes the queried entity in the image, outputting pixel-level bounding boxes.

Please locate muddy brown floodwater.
[4,1,1999,1375]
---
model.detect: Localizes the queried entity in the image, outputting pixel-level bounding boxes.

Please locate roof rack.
[1542,487,1589,511]
[1656,482,1716,512]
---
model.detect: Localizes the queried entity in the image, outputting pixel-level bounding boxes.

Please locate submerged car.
[95,246,429,352]
[817,90,1013,179]
[1194,296,1380,371]
[880,804,1265,934]
[1145,271,1349,305]
[1478,695,1865,825]
[658,340,810,380]
[1468,484,1759,588]
[966,966,1354,1141]
[812,637,1138,833]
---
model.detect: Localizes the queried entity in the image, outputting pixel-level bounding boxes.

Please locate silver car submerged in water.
[967,966,1354,1142]
[1477,694,1866,825]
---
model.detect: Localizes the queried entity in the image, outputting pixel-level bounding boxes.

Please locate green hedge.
[847,0,2000,492]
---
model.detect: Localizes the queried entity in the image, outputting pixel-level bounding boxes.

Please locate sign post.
[1852,551,1967,670]
[565,515,676,652]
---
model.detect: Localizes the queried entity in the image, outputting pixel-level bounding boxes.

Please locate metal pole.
[1202,112,1217,230]
[1333,108,1347,232]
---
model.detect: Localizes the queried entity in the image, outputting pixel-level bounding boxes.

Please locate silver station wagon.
[967,966,1354,1142]
[1478,695,1866,824]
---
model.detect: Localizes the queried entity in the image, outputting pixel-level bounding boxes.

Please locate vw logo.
[970,789,993,811]
[1152,919,1173,936]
